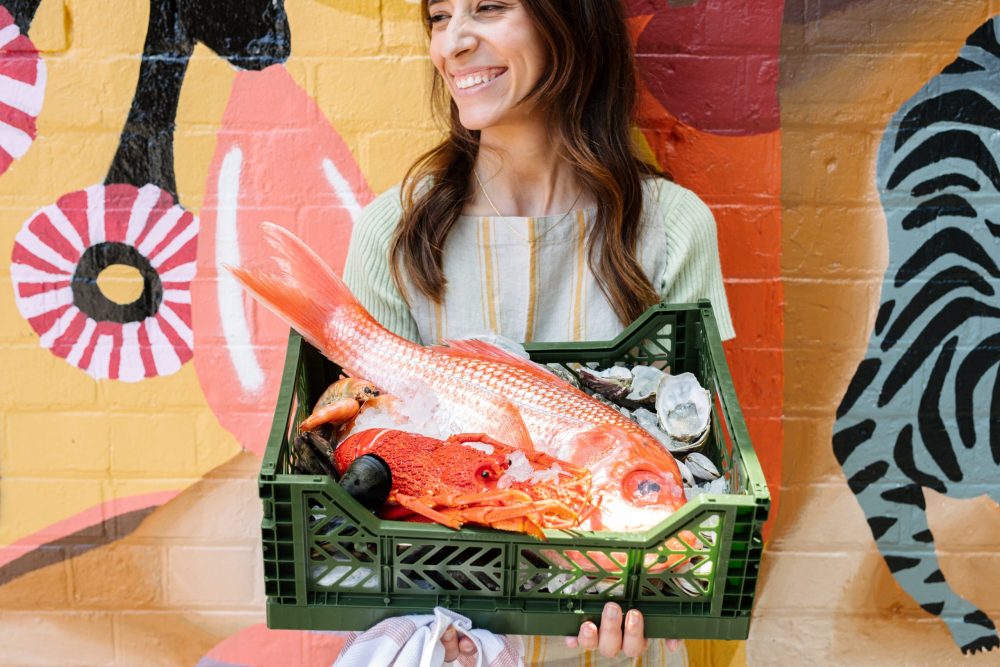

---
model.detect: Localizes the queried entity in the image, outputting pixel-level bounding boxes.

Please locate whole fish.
[229,223,688,533]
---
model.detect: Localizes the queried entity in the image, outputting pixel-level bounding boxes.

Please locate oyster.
[675,457,696,487]
[578,365,632,401]
[684,452,721,481]
[618,365,666,409]
[655,372,711,444]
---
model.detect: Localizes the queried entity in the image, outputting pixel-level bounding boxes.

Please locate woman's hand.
[564,603,677,658]
[441,625,477,663]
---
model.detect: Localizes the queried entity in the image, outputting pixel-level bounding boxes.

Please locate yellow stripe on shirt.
[572,209,587,341]
[483,217,499,333]
[525,217,539,342]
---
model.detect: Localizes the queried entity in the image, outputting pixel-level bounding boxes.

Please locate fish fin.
[493,397,535,452]
[225,222,371,357]
[435,338,559,383]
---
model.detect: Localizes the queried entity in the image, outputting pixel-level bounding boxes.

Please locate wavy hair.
[392,0,665,327]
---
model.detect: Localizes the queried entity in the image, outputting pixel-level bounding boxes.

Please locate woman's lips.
[452,68,507,96]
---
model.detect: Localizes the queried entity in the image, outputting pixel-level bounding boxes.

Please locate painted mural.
[834,15,1000,656]
[0,0,995,665]
[0,4,43,177]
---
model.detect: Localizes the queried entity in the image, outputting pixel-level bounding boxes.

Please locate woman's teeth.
[456,71,500,90]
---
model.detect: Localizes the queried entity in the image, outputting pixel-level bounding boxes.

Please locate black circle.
[71,242,162,324]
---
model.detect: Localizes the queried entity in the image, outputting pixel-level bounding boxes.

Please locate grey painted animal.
[834,17,1000,655]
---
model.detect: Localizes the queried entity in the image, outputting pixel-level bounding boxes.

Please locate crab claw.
[299,377,380,432]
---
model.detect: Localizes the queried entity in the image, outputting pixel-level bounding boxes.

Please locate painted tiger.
[833,16,1000,655]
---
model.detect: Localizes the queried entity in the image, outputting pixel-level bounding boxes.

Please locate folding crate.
[259,301,770,639]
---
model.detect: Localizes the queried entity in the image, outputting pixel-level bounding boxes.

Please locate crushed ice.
[348,377,450,440]
[497,450,563,489]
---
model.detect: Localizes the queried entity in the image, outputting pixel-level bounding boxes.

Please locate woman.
[342,0,735,663]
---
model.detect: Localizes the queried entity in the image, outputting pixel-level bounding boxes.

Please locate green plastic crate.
[258,300,770,639]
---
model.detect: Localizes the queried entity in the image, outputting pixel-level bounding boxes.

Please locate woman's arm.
[342,187,423,344]
[655,182,737,341]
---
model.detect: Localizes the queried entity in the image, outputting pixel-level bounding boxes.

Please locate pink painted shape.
[201,624,351,666]
[0,490,179,569]
[625,0,784,135]
[0,5,42,176]
[193,64,374,456]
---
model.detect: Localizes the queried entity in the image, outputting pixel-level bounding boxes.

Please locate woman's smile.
[452,67,508,94]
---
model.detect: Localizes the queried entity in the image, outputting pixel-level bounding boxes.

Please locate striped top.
[343,177,735,346]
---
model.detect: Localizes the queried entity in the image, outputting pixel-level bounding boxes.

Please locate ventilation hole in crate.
[470,547,502,568]
[312,563,378,589]
[518,549,552,569]
[472,571,501,591]
[396,543,433,564]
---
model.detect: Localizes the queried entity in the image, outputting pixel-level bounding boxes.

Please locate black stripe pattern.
[832,15,1000,655]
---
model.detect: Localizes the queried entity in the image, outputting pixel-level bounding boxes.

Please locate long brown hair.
[392,0,664,327]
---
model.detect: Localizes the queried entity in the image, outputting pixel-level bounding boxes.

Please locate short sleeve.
[653,181,736,341]
[342,187,423,343]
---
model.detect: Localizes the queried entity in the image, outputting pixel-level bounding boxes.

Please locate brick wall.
[1,0,997,665]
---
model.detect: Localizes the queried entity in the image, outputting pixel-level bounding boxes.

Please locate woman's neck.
[467,121,592,217]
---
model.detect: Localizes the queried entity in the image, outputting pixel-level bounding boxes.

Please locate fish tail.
[226,222,367,355]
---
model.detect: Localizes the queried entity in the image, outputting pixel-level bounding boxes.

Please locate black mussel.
[339,454,392,511]
[290,430,338,478]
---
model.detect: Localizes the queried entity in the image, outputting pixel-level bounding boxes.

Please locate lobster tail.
[226,222,365,355]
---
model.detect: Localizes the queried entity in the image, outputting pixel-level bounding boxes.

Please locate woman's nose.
[441,15,477,58]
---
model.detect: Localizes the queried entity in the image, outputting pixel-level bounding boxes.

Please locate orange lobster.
[332,428,594,540]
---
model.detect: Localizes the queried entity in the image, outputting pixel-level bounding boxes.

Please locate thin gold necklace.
[473,169,584,242]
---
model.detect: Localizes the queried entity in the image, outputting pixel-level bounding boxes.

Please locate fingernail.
[461,643,475,654]
[667,639,680,651]
[604,603,619,619]
[582,623,596,637]
[627,610,641,627]
[443,629,455,641]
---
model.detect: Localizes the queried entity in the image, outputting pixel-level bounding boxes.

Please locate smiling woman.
[340,0,732,664]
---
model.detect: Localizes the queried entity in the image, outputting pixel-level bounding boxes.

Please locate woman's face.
[427,0,547,131]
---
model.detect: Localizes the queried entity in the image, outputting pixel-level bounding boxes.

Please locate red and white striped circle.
[0,6,45,176]
[10,183,198,381]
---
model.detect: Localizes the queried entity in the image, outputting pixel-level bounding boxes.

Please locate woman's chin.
[457,115,492,132]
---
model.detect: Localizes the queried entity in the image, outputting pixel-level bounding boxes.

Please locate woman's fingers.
[597,603,623,658]
[622,610,648,657]
[441,626,460,662]
[441,625,478,661]
[458,635,478,656]
[577,621,599,651]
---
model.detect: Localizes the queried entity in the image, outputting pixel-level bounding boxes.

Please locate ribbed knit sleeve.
[654,180,737,341]
[342,186,423,343]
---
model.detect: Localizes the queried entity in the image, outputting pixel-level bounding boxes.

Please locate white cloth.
[334,607,524,667]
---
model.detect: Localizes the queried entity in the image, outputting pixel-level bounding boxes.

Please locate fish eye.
[638,480,661,495]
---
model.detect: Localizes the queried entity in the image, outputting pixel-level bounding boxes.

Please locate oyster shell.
[618,365,666,409]
[655,372,711,444]
[684,452,721,481]
[578,365,633,401]
[675,458,696,487]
